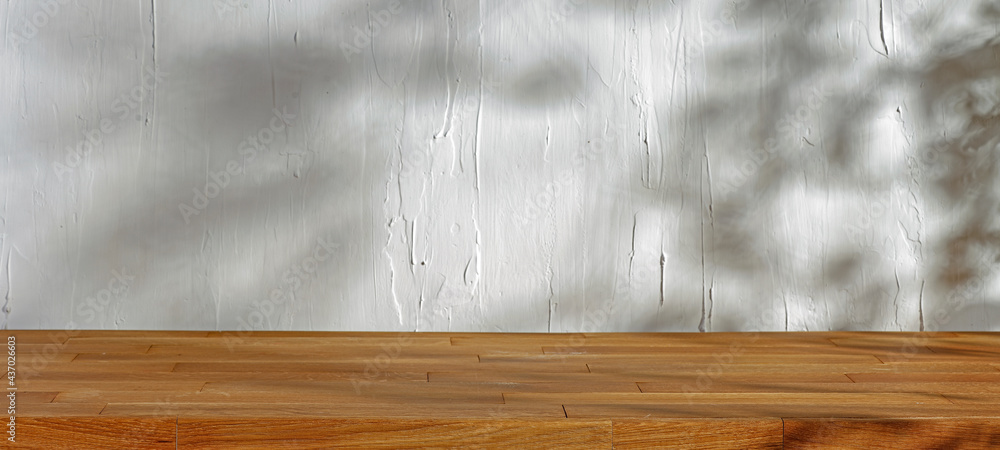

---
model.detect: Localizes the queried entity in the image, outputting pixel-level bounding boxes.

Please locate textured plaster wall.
[1,0,999,331]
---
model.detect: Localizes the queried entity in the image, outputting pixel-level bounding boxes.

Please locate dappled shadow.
[3,0,998,332]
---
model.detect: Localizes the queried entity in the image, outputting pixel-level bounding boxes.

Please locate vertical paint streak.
[433,0,457,139]
[472,35,484,311]
[878,0,889,56]
[150,0,157,66]
[658,252,665,307]
[698,154,708,332]
[918,280,925,332]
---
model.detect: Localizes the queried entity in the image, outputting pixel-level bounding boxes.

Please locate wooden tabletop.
[5,330,999,448]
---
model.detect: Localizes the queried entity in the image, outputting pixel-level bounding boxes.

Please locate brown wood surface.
[177,419,611,449]
[783,419,1000,449]
[13,418,175,449]
[3,330,998,448]
[612,419,783,449]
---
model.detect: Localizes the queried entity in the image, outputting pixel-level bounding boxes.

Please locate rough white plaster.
[1,0,998,331]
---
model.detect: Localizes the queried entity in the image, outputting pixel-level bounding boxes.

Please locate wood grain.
[99,402,567,418]
[177,419,611,449]
[612,419,782,449]
[14,418,175,449]
[783,419,1000,449]
[5,330,999,448]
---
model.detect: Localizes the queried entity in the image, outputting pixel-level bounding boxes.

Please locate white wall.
[2,0,998,331]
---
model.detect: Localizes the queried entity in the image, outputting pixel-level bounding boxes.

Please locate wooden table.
[5,330,999,448]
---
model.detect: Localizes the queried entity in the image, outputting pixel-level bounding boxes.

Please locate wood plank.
[433,368,959,383]
[64,336,255,346]
[172,361,589,373]
[586,362,999,375]
[927,344,1000,355]
[101,402,566,418]
[21,361,178,373]
[503,392,952,406]
[5,330,74,345]
[941,393,1000,405]
[875,362,1000,373]
[565,404,1000,419]
[201,380,514,396]
[612,419,782,449]
[453,345,546,355]
[581,332,842,346]
[188,337,455,348]
[66,330,212,338]
[823,332,960,341]
[15,418,175,448]
[582,354,884,365]
[13,402,107,417]
[76,351,480,362]
[25,370,430,383]
[875,353,1000,363]
[428,371,632,383]
[4,331,1000,447]
[12,391,59,403]
[11,353,78,363]
[783,419,1000,449]
[541,345,913,355]
[924,356,1000,367]
[18,380,206,391]
[17,343,152,354]
[54,389,504,404]
[639,371,854,384]
[201,379,639,395]
[448,336,580,352]
[639,382,1000,394]
[450,333,586,343]
[148,342,460,353]
[435,381,642,394]
[831,334,990,344]
[847,372,1000,383]
[177,419,610,449]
